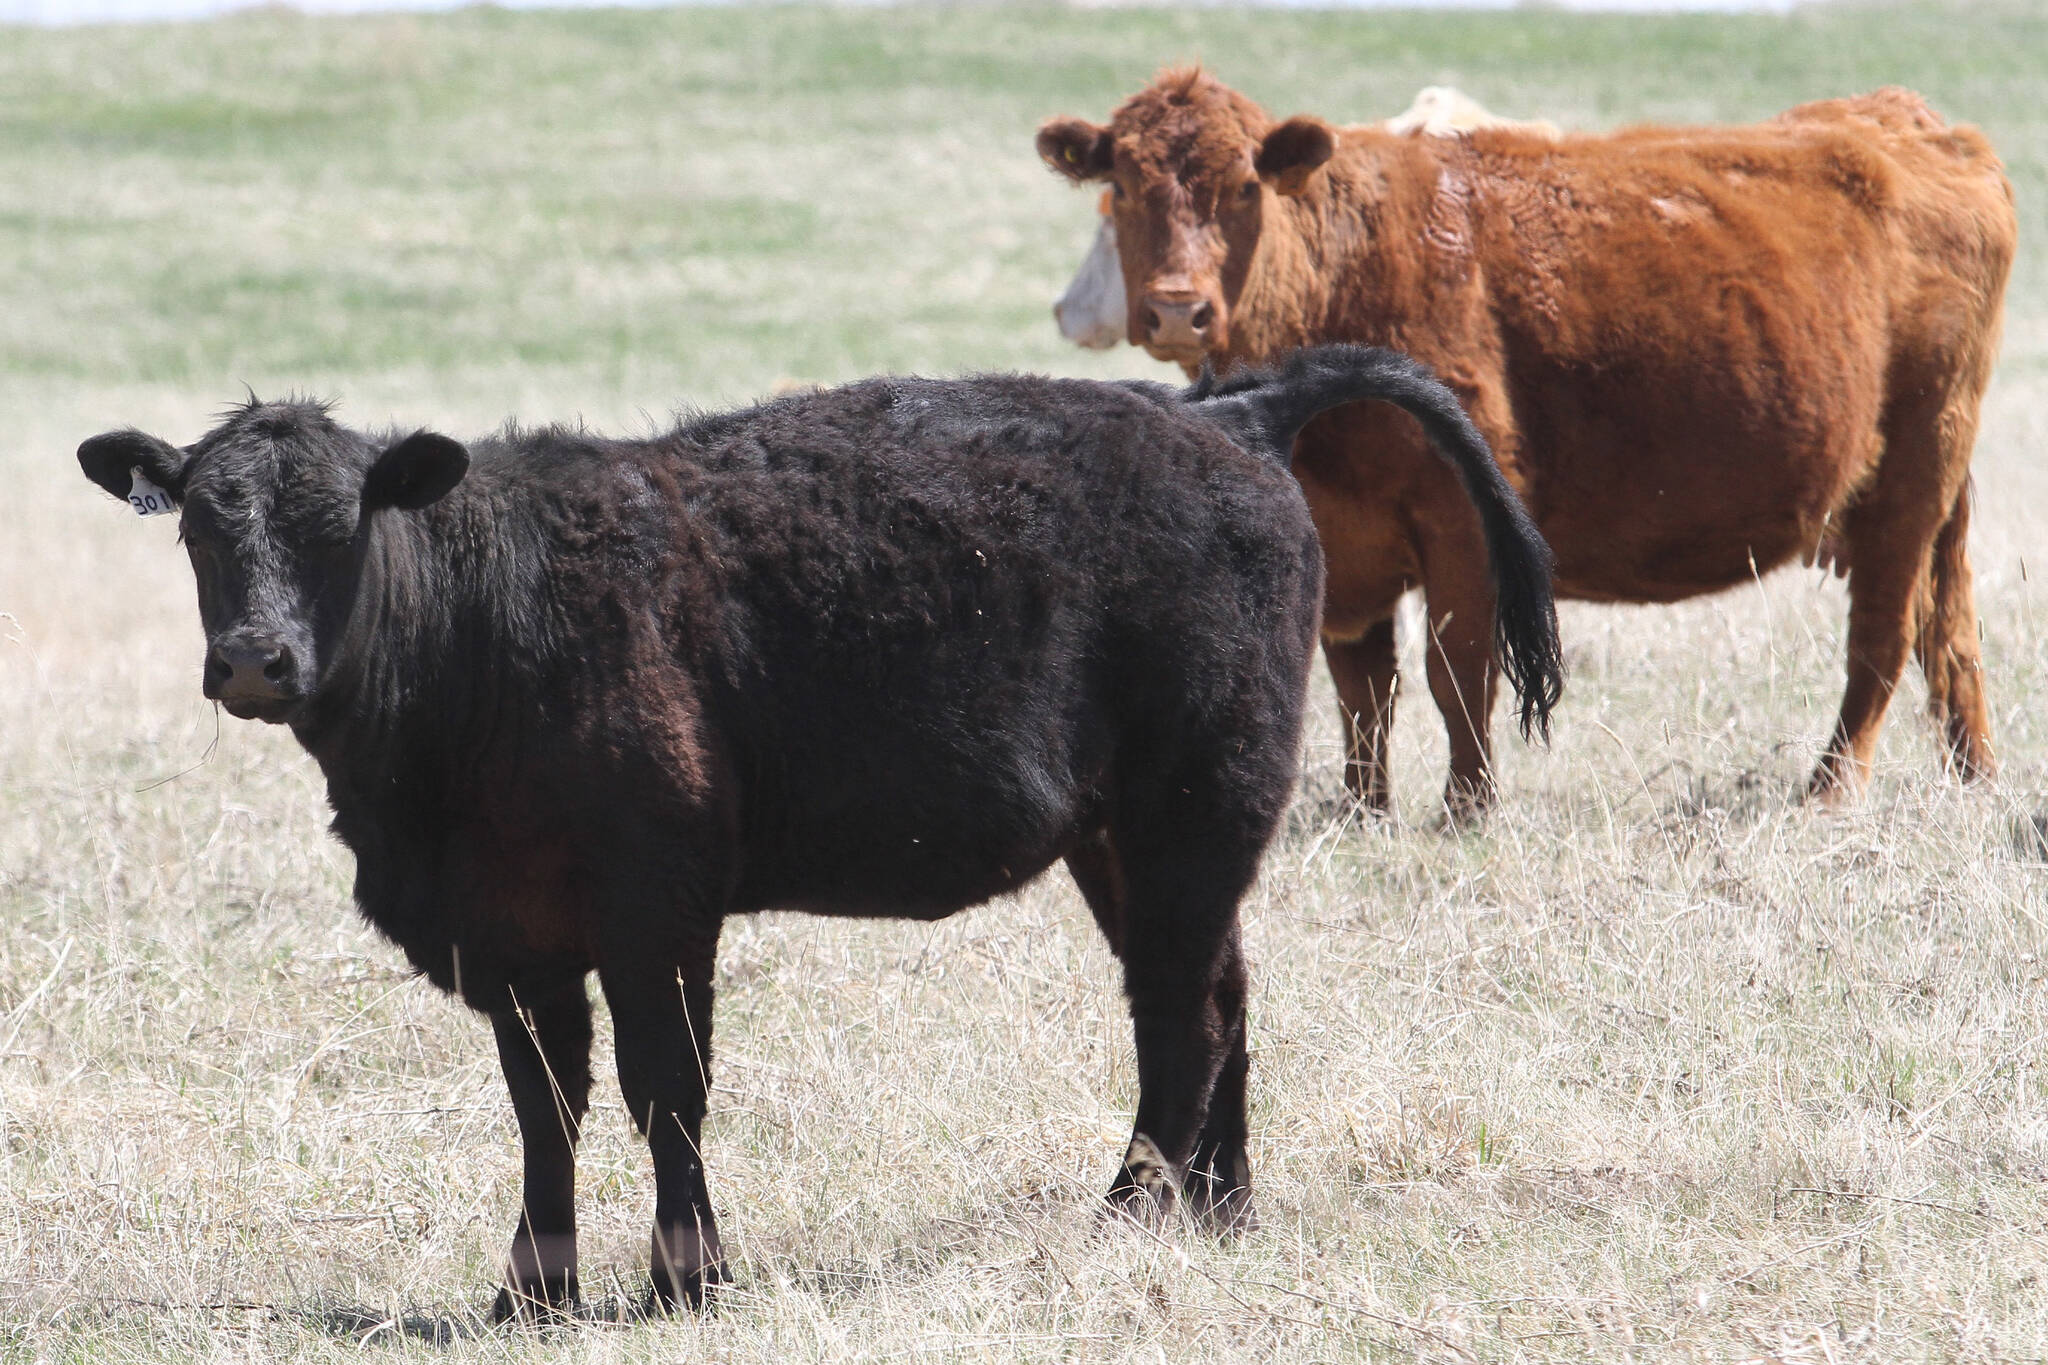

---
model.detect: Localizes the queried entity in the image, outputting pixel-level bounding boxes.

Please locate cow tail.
[1188,343,1565,740]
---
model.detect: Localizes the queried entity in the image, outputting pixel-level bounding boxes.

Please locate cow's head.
[79,399,468,725]
[1038,69,1334,366]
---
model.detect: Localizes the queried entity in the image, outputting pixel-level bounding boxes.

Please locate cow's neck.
[1221,197,1340,367]
[296,478,559,797]
[1223,135,1464,369]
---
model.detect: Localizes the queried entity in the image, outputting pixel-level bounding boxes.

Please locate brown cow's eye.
[1240,179,1261,200]
[1109,181,1127,203]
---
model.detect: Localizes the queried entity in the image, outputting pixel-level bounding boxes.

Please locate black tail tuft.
[1183,343,1564,741]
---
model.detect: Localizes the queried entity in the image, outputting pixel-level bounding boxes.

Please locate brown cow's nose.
[1141,295,1215,352]
[206,635,298,702]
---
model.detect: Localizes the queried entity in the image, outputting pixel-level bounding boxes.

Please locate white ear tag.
[127,466,177,517]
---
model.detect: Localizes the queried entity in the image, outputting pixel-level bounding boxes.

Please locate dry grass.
[5,4,2048,1361]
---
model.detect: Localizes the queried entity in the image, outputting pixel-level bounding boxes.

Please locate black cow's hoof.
[1102,1134,1180,1232]
[489,1276,580,1326]
[1184,1150,1257,1236]
[645,1258,730,1316]
[1185,1180,1259,1236]
[1101,1184,1176,1233]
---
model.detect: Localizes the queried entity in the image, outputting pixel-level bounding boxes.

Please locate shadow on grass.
[317,1303,490,1346]
[322,1294,655,1342]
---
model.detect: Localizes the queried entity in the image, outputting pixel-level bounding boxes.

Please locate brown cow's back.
[1315,103,2014,602]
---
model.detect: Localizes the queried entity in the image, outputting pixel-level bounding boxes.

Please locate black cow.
[78,344,1560,1321]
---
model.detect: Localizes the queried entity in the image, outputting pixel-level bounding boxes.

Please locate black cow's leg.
[1181,928,1255,1232]
[599,938,726,1313]
[488,975,595,1323]
[1100,839,1262,1232]
[1065,827,1126,954]
[1072,830,1253,1232]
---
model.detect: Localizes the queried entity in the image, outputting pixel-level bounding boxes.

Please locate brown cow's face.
[1039,71,1334,367]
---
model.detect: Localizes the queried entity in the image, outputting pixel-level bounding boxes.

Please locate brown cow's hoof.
[1302,789,1391,832]
[1339,768,1394,820]
[1805,783,1859,811]
[489,1276,580,1326]
[1440,778,1496,829]
[1938,721,1998,785]
[1804,756,1867,809]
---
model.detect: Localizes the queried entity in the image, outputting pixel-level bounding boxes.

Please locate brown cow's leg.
[489,976,595,1323]
[1324,620,1399,812]
[600,942,727,1314]
[1421,588,1500,824]
[1915,481,1996,782]
[1813,382,1989,802]
[1810,490,1955,802]
[1810,571,1921,803]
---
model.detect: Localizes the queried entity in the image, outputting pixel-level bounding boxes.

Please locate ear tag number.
[128,466,176,517]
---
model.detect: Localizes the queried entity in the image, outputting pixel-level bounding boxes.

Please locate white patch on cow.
[1388,86,1563,140]
[1651,190,1714,224]
[127,466,177,517]
[1054,215,1126,349]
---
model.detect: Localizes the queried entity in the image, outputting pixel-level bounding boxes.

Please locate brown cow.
[1039,73,2015,815]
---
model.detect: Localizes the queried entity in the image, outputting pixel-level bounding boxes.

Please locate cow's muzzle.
[204,631,305,723]
[1138,292,1218,363]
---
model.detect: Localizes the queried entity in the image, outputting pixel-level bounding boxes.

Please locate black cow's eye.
[1240,179,1262,200]
[1109,181,1127,202]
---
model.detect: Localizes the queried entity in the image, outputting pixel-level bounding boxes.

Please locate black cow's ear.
[1037,118,1114,183]
[78,429,189,508]
[364,430,469,511]
[1256,116,1336,197]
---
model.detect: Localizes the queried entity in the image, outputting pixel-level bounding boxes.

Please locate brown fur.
[1041,71,2016,811]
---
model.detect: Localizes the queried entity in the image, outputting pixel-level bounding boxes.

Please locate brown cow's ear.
[1037,118,1114,183]
[364,430,469,511]
[78,429,189,508]
[1257,116,1336,197]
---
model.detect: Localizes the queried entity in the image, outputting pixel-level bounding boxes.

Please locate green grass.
[4,3,2048,1361]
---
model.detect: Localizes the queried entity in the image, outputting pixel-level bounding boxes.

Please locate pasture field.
[4,3,2048,1359]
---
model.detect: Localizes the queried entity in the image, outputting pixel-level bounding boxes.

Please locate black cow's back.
[511,374,1322,921]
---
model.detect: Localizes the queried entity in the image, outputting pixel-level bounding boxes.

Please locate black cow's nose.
[206,635,297,702]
